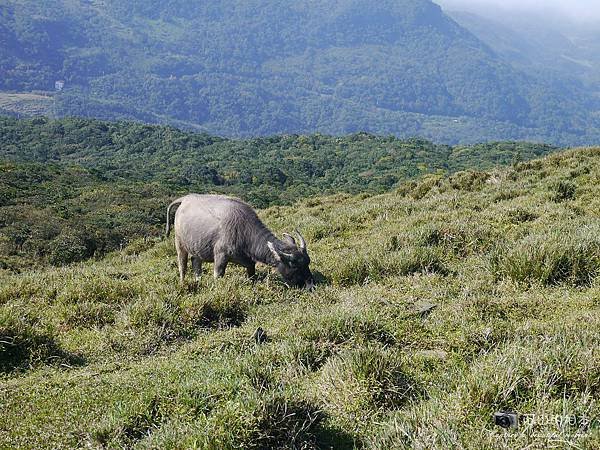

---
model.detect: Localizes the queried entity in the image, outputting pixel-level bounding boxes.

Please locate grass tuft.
[333,246,447,286]
[551,180,577,202]
[316,346,421,433]
[505,208,538,224]
[252,396,324,450]
[92,396,162,447]
[0,311,83,372]
[415,223,496,256]
[490,225,600,286]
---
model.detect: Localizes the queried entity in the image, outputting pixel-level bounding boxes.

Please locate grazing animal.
[166,194,315,289]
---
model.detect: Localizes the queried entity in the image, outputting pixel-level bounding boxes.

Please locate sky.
[435,0,600,24]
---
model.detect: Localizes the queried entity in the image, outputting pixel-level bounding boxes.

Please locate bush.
[409,175,443,200]
[48,232,93,266]
[448,171,490,191]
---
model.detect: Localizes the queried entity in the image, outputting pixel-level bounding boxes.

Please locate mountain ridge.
[1,0,598,144]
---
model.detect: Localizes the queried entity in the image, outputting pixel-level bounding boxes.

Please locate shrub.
[448,171,489,191]
[409,174,443,200]
[48,233,93,266]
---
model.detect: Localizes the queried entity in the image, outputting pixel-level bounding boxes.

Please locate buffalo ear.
[267,241,282,262]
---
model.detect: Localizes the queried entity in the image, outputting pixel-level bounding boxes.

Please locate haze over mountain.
[1,0,599,144]
[437,0,600,88]
[437,0,600,25]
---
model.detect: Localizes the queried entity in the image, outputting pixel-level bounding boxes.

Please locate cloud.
[435,0,600,24]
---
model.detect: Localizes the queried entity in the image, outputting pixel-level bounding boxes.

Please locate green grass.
[491,224,600,286]
[1,147,600,448]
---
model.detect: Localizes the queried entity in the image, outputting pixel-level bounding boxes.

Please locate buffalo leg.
[175,238,188,284]
[192,257,202,281]
[213,253,228,278]
[246,262,256,278]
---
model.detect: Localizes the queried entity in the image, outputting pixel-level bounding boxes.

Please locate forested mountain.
[1,0,598,144]
[0,116,557,270]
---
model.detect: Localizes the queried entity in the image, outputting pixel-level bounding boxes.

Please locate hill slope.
[1,0,598,144]
[1,147,600,448]
[0,116,557,270]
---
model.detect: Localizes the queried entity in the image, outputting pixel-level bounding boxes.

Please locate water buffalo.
[166,194,315,289]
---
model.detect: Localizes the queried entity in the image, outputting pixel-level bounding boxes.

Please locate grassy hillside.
[1,147,599,448]
[0,116,557,271]
[1,0,599,144]
[0,92,54,117]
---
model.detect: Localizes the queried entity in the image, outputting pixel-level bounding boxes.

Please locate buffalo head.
[267,230,315,290]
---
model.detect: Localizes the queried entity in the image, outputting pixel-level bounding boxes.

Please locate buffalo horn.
[294,229,306,251]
